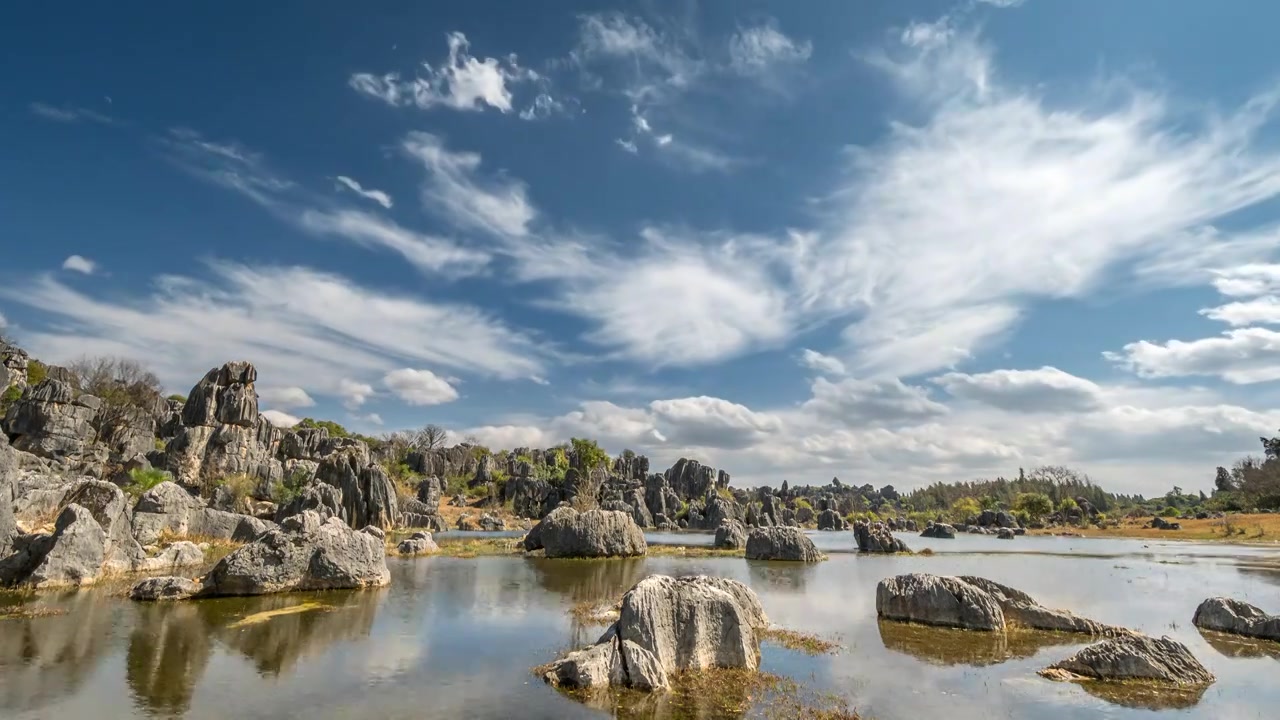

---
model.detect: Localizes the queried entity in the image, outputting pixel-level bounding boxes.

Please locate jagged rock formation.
[744,526,822,562]
[1041,634,1214,686]
[854,520,909,553]
[1,343,30,391]
[397,531,438,556]
[3,379,103,466]
[543,574,767,692]
[0,435,17,553]
[1192,597,1280,642]
[714,519,746,549]
[523,506,647,558]
[921,522,957,539]
[132,481,273,546]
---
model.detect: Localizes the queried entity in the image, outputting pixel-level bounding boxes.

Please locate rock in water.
[1192,597,1280,642]
[744,526,822,562]
[1042,634,1214,686]
[397,531,439,556]
[876,573,1006,631]
[958,575,1127,636]
[854,520,910,553]
[713,519,746,549]
[920,522,956,539]
[1,503,107,588]
[130,576,203,601]
[523,506,646,558]
[543,574,767,692]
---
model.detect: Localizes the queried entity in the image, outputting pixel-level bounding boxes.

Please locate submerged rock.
[523,506,646,558]
[542,574,767,692]
[854,520,910,553]
[744,526,822,562]
[1042,634,1214,686]
[1192,597,1280,642]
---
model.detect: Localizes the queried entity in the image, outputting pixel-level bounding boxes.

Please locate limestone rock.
[274,482,344,524]
[523,506,646,558]
[816,508,847,531]
[854,520,910,553]
[130,575,204,601]
[921,522,957,539]
[135,541,204,573]
[714,519,747,549]
[958,576,1126,636]
[1,503,106,588]
[877,573,1006,631]
[3,379,100,462]
[1192,597,1280,642]
[62,479,145,572]
[397,531,439,556]
[1043,634,1214,686]
[0,435,18,552]
[744,526,822,562]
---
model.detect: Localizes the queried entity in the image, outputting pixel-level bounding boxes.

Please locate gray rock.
[816,508,847,531]
[523,506,647,558]
[1192,597,1280,642]
[921,522,957,539]
[130,575,203,601]
[62,479,145,573]
[744,526,822,562]
[958,576,1125,636]
[478,513,505,531]
[3,379,100,463]
[1043,634,1214,686]
[877,573,1006,631]
[135,541,204,573]
[0,435,18,552]
[854,520,910,553]
[714,519,747,549]
[1,503,106,588]
[274,482,344,524]
[197,510,390,596]
[996,527,1015,539]
[397,531,439,556]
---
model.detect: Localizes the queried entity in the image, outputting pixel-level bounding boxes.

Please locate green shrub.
[570,437,610,472]
[216,474,258,509]
[1,385,21,409]
[125,467,172,497]
[470,445,492,461]
[444,473,470,498]
[297,418,350,438]
[795,497,813,510]
[26,359,48,385]
[167,394,187,403]
[270,467,311,506]
[1159,506,1180,518]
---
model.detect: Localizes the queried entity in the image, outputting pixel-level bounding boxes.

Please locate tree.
[949,497,981,523]
[412,423,449,451]
[570,437,610,472]
[1214,466,1238,493]
[67,356,164,431]
[298,417,350,437]
[1013,492,1054,519]
[1056,497,1080,515]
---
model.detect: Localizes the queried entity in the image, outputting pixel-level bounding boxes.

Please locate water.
[2,534,1278,719]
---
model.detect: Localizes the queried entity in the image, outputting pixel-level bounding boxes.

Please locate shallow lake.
[2,533,1278,719]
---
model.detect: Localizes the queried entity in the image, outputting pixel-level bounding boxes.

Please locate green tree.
[949,496,981,522]
[297,417,350,437]
[1013,492,1054,519]
[1056,497,1080,515]
[570,437,610,471]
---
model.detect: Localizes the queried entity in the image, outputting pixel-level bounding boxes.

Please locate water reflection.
[126,602,211,717]
[1065,678,1209,711]
[876,620,1081,667]
[1197,628,1280,660]
[0,590,115,714]
[745,560,815,593]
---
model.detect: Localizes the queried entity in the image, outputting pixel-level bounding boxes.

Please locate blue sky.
[6,0,1280,495]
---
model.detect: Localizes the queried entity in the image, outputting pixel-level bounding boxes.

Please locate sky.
[5,0,1280,496]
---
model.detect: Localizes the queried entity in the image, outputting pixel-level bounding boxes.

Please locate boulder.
[3,379,100,463]
[921,522,956,539]
[0,503,106,588]
[130,575,203,601]
[478,513,505,531]
[816,508,847,531]
[744,526,822,562]
[714,519,747,550]
[996,527,1015,540]
[274,482,344,524]
[523,506,647,558]
[62,479,145,572]
[0,435,18,552]
[854,520,910,553]
[543,575,766,692]
[876,573,1005,631]
[135,541,204,573]
[957,576,1125,636]
[397,531,439,556]
[1192,597,1280,642]
[1042,634,1214,686]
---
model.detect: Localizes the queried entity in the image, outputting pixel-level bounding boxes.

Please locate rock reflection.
[745,560,814,593]
[877,620,1081,667]
[126,602,211,717]
[1198,628,1280,660]
[529,557,649,602]
[1065,679,1209,711]
[0,591,113,714]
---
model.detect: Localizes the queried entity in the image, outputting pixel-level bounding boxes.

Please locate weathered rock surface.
[0,503,106,588]
[273,482,344,524]
[397,531,439,556]
[131,481,273,545]
[921,522,956,539]
[62,480,145,573]
[1042,634,1214,686]
[854,520,910,553]
[744,526,822,562]
[0,434,18,552]
[1192,597,1280,642]
[816,508,847,531]
[130,575,204,601]
[134,541,204,573]
[3,379,101,463]
[714,519,747,550]
[543,575,766,692]
[957,576,1126,636]
[523,506,647,558]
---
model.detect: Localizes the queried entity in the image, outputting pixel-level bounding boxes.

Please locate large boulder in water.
[744,526,822,562]
[542,574,767,692]
[854,520,910,553]
[920,522,956,539]
[397,531,439,556]
[816,508,847,531]
[1041,634,1214,686]
[714,519,746,549]
[523,506,646,558]
[1192,597,1280,642]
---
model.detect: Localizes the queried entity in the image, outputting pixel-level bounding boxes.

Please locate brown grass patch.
[432,536,522,558]
[569,598,621,626]
[1027,513,1280,543]
[646,544,745,558]
[0,606,67,621]
[761,627,841,655]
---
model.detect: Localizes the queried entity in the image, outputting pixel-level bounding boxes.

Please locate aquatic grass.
[646,544,745,558]
[0,605,66,621]
[760,627,842,655]
[568,598,620,626]
[432,537,523,558]
[226,601,332,629]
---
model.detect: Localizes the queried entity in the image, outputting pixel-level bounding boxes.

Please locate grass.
[0,606,67,621]
[432,536,522,558]
[646,544,745,558]
[124,467,173,497]
[155,530,243,566]
[760,627,841,655]
[569,598,621,626]
[226,602,332,629]
[1027,513,1280,543]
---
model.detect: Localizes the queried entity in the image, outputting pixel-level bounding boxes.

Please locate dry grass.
[1028,513,1280,543]
[226,601,332,629]
[156,530,243,564]
[0,606,67,621]
[432,536,523,558]
[569,598,621,626]
[646,544,745,558]
[760,627,842,655]
[433,496,526,531]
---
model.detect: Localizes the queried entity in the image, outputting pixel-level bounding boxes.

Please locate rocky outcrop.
[816,508,847,531]
[664,459,728,503]
[877,573,1124,636]
[273,482,344,523]
[131,481,272,545]
[920,522,956,539]
[744,526,822,562]
[61,480,145,572]
[523,506,647,558]
[129,575,204,601]
[0,342,29,391]
[1041,634,1214,686]
[714,519,747,549]
[2,379,101,464]
[1192,597,1280,642]
[854,520,910,553]
[397,531,439,556]
[543,575,767,692]
[131,510,389,599]
[996,527,1015,539]
[1150,516,1181,530]
[506,476,558,520]
[0,435,18,552]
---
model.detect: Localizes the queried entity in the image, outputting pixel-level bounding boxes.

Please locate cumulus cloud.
[261,409,301,428]
[339,379,374,409]
[334,175,393,209]
[257,386,315,409]
[350,32,543,114]
[649,396,782,449]
[61,255,97,275]
[801,376,949,425]
[932,367,1104,413]
[383,368,459,406]
[0,261,547,397]
[798,349,846,376]
[1106,328,1280,384]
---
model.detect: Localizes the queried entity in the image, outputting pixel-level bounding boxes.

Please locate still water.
[2,533,1277,720]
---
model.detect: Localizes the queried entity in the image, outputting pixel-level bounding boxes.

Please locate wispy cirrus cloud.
[29,101,116,125]
[61,255,97,275]
[333,175,392,209]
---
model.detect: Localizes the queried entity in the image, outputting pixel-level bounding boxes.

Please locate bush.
[795,497,813,511]
[270,467,311,506]
[0,384,21,410]
[126,467,172,497]
[26,359,48,385]
[444,473,470,498]
[1013,492,1054,520]
[167,394,187,403]
[1159,505,1181,518]
[383,461,420,502]
[570,437,610,472]
[949,497,981,523]
[216,474,258,509]
[297,418,350,438]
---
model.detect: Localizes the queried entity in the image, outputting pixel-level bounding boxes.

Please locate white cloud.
[796,19,1280,378]
[350,32,540,114]
[383,368,459,406]
[339,379,374,409]
[1210,264,1280,298]
[297,208,489,275]
[258,386,316,409]
[61,255,97,275]
[0,312,7,330]
[1106,328,1280,384]
[649,396,782,449]
[933,367,1104,412]
[1200,296,1280,326]
[975,0,1024,7]
[261,409,301,428]
[354,412,385,426]
[402,132,536,238]
[801,376,949,425]
[0,261,548,397]
[29,102,114,125]
[798,349,846,376]
[728,21,812,76]
[334,175,393,209]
